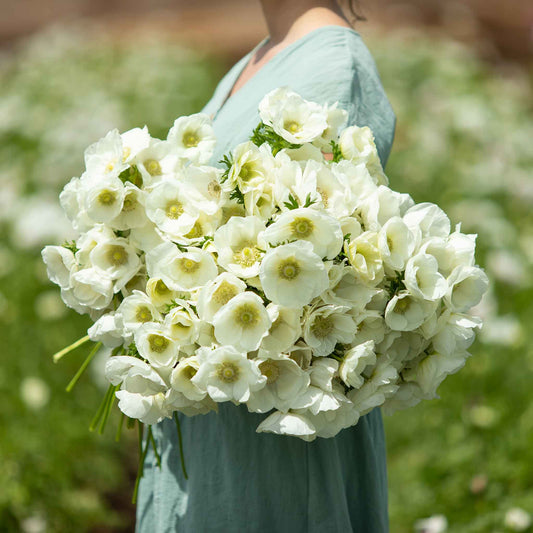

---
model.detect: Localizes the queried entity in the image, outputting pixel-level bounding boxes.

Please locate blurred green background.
[0,1,531,531]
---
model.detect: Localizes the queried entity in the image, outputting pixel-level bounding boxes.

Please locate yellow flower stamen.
[259,361,280,384]
[98,189,117,206]
[183,131,200,148]
[290,217,314,239]
[216,361,240,383]
[165,200,183,219]
[177,257,200,274]
[106,245,128,266]
[212,281,238,306]
[148,334,170,353]
[233,303,259,328]
[144,159,162,177]
[135,306,153,323]
[311,316,334,338]
[278,258,300,280]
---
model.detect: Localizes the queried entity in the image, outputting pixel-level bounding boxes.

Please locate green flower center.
[98,189,117,206]
[259,361,280,384]
[182,366,197,380]
[212,281,238,305]
[107,245,128,266]
[291,217,314,239]
[395,297,411,312]
[239,162,257,182]
[208,180,221,198]
[217,361,240,383]
[148,334,170,353]
[185,221,203,239]
[122,192,137,212]
[284,120,301,134]
[311,316,334,338]
[278,259,300,280]
[154,279,171,295]
[144,159,162,177]
[166,200,183,219]
[234,303,259,328]
[177,257,201,274]
[233,244,261,268]
[183,131,200,148]
[135,306,153,323]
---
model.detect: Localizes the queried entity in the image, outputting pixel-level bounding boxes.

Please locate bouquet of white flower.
[42,87,488,491]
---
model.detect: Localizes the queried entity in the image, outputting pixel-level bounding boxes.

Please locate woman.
[137,1,395,531]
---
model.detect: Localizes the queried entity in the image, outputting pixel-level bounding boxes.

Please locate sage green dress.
[137,25,395,533]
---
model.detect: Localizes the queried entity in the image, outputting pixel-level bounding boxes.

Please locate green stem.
[115,412,125,442]
[132,423,149,505]
[65,342,102,392]
[126,416,136,430]
[89,384,114,432]
[147,426,162,469]
[98,385,118,435]
[173,412,188,480]
[53,335,90,363]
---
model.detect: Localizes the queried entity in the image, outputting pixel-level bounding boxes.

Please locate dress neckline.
[213,24,361,119]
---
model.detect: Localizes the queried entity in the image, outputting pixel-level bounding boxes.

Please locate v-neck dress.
[136,25,395,533]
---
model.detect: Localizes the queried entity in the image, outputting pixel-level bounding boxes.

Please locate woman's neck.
[259,0,351,45]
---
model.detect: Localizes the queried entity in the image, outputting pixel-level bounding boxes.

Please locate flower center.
[105,160,116,173]
[135,305,153,323]
[234,303,260,328]
[259,361,280,384]
[284,120,301,134]
[185,221,203,239]
[233,245,261,268]
[317,187,329,208]
[217,361,240,383]
[182,365,197,380]
[122,147,131,161]
[144,159,162,177]
[148,334,170,353]
[122,192,137,212]
[106,245,128,266]
[291,217,314,239]
[98,189,117,206]
[311,316,334,338]
[154,279,171,295]
[278,259,300,280]
[165,200,183,219]
[239,162,256,182]
[395,297,411,312]
[208,180,221,199]
[183,131,200,148]
[177,257,201,274]
[212,281,238,305]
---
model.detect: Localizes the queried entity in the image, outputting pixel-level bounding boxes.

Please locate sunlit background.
[0,1,532,531]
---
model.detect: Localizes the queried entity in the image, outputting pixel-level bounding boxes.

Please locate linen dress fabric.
[136,25,395,533]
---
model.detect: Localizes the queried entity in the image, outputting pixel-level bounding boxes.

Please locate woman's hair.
[337,0,367,22]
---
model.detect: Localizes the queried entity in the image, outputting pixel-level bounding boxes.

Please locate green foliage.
[250,121,301,154]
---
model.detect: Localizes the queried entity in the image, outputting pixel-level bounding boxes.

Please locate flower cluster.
[42,87,488,441]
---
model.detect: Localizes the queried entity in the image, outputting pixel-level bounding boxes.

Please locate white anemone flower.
[90,238,141,290]
[259,241,329,307]
[345,231,384,286]
[75,224,116,266]
[262,207,343,259]
[87,312,124,348]
[146,242,217,291]
[128,222,166,253]
[145,180,199,240]
[272,158,319,212]
[135,139,183,186]
[135,322,179,368]
[431,310,482,357]
[243,182,277,220]
[314,163,357,218]
[181,165,225,216]
[170,356,206,402]
[296,400,360,439]
[227,141,273,193]
[413,350,468,396]
[381,382,425,415]
[445,265,489,312]
[197,272,246,323]
[167,113,216,164]
[164,302,201,346]
[378,216,417,271]
[247,356,311,413]
[255,410,317,441]
[213,216,266,279]
[109,184,147,230]
[303,304,356,357]
[313,102,348,151]
[191,345,266,403]
[384,291,437,331]
[146,277,178,310]
[59,176,93,232]
[212,292,271,352]
[332,160,378,208]
[403,202,451,239]
[359,186,414,232]
[322,266,377,313]
[259,304,302,357]
[120,126,151,164]
[41,245,76,289]
[68,267,114,310]
[404,253,448,301]
[339,340,377,389]
[259,87,328,144]
[117,290,161,335]
[105,356,170,425]
[84,129,127,178]
[83,175,125,223]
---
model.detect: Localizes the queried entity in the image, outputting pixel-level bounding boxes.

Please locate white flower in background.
[84,128,127,178]
[105,356,170,425]
[120,126,151,164]
[263,207,343,259]
[109,184,147,230]
[197,272,246,323]
[145,180,199,240]
[146,242,217,291]
[259,241,329,307]
[213,292,271,352]
[295,399,360,438]
[303,304,356,356]
[117,290,161,334]
[313,102,348,151]
[259,304,302,356]
[359,186,414,232]
[170,356,206,402]
[504,508,532,532]
[256,410,317,441]
[192,345,266,403]
[430,310,482,356]
[90,238,140,290]
[227,141,273,193]
[213,216,266,278]
[345,231,384,286]
[339,340,377,389]
[413,351,468,396]
[414,514,448,533]
[164,302,201,346]
[59,176,92,232]
[67,267,114,310]
[259,87,328,144]
[403,202,451,239]
[445,265,489,312]
[34,290,68,321]
[381,382,425,415]
[378,216,417,271]
[87,312,124,348]
[134,139,182,186]
[404,253,448,301]
[347,356,398,415]
[146,277,178,310]
[247,356,310,413]
[82,175,125,223]
[41,246,76,288]
[384,291,437,331]
[20,377,50,411]
[167,113,216,164]
[135,323,179,367]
